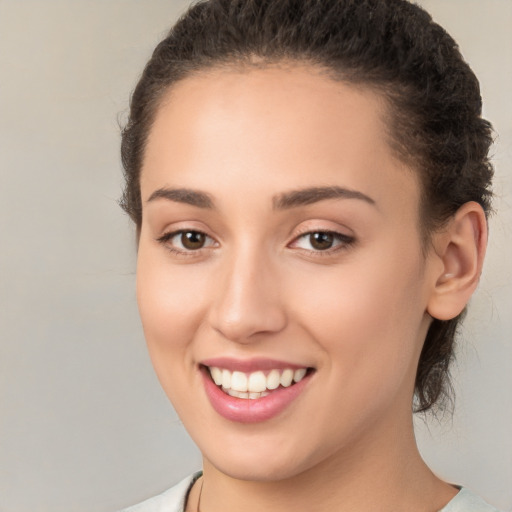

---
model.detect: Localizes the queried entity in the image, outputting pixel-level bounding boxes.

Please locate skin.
[136,65,486,512]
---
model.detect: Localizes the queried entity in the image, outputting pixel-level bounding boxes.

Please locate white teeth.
[224,389,270,400]
[227,389,249,399]
[248,371,267,392]
[231,371,248,392]
[293,368,307,383]
[266,369,281,390]
[249,391,269,399]
[208,366,309,398]
[210,367,223,386]
[280,368,294,387]
[221,369,231,389]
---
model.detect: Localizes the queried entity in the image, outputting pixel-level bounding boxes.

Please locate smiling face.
[136,65,439,481]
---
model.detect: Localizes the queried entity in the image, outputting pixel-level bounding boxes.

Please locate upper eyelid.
[157,226,214,240]
[156,229,217,247]
[291,230,354,243]
[288,229,356,252]
[290,225,354,241]
[156,226,354,250]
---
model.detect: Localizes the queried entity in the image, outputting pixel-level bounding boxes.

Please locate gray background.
[0,1,510,511]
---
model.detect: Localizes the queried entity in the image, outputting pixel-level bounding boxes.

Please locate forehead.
[141,65,419,215]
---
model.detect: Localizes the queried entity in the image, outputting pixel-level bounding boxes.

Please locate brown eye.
[290,230,355,253]
[157,229,216,253]
[309,232,334,250]
[180,231,206,250]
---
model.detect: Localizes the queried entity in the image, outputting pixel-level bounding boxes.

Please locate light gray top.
[119,473,201,512]
[439,487,502,512]
[119,473,502,512]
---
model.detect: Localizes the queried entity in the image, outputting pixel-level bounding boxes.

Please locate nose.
[208,247,287,343]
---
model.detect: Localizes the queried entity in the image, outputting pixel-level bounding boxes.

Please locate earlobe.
[427,202,488,321]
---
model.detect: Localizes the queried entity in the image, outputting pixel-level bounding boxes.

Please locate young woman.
[119,1,499,510]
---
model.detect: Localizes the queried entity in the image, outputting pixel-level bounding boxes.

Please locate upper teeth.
[209,367,307,393]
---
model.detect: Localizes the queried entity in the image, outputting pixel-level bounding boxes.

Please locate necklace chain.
[196,476,204,512]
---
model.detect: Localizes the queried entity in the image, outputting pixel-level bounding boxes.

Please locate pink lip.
[200,357,307,373]
[200,365,313,424]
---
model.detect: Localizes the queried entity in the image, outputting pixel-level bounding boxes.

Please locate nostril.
[207,265,287,342]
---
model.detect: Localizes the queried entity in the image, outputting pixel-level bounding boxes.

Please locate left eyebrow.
[272,186,376,210]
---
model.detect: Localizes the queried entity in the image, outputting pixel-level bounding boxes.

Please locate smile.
[208,367,309,399]
[200,360,315,423]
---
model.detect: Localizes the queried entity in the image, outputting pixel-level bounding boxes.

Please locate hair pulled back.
[121,0,494,412]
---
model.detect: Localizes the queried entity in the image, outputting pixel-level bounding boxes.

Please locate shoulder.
[440,488,502,512]
[117,472,201,512]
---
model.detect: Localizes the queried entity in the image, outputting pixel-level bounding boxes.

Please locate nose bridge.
[209,241,286,342]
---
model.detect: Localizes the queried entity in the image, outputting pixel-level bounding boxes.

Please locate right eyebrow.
[146,187,215,209]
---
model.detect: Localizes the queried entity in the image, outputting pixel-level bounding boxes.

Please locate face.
[136,66,438,481]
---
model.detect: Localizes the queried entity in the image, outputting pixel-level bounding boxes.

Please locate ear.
[427,201,488,321]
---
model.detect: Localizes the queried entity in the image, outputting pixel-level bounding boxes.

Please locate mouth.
[203,365,312,399]
[199,359,315,423]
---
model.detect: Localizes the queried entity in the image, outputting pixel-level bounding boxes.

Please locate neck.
[197,411,457,512]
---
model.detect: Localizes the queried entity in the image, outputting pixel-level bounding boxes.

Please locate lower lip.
[201,368,312,424]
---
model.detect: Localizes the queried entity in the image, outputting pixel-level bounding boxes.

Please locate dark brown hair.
[120,0,494,412]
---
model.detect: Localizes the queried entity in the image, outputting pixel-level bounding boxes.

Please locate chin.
[206,452,309,482]
[195,424,328,483]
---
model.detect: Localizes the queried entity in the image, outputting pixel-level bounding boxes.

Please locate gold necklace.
[196,476,204,512]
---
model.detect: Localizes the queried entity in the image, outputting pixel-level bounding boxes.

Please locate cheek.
[290,247,427,394]
[136,247,208,363]
[135,249,215,422]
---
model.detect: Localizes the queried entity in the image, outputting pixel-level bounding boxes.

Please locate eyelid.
[156,228,218,255]
[155,224,355,257]
[288,227,356,254]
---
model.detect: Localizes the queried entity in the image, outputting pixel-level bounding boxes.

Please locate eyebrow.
[146,187,215,209]
[272,186,376,210]
[146,185,376,210]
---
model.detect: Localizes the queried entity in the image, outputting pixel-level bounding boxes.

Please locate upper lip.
[200,357,312,373]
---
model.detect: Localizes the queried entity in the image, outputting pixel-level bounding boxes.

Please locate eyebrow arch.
[273,186,376,209]
[146,187,215,209]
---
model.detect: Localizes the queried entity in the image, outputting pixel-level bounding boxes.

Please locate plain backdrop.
[0,1,511,511]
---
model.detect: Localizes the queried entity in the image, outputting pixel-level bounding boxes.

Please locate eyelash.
[156,229,355,257]
[156,230,217,257]
[290,229,355,256]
